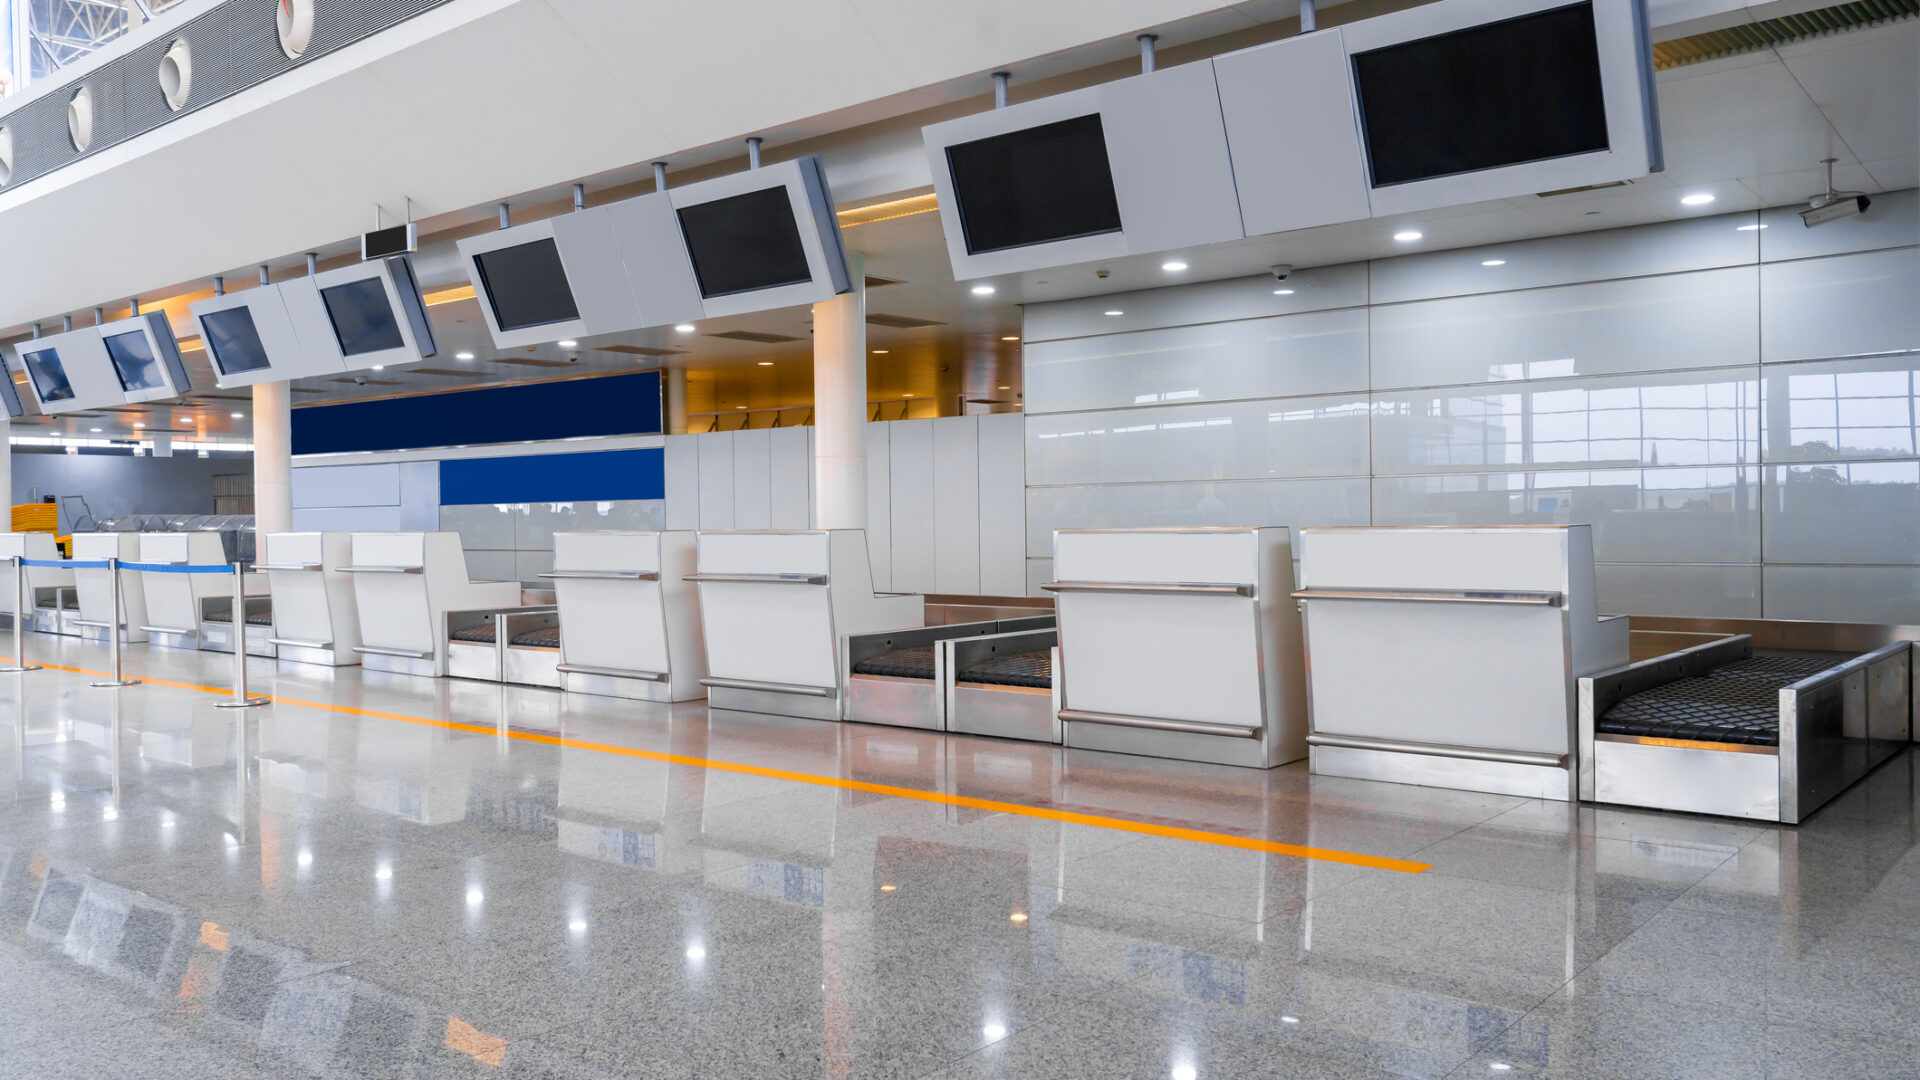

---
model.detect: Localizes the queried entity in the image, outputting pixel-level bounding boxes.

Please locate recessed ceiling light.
[133,423,144,429]
[180,419,191,426]
[1001,336,1020,342]
[1481,259,1506,267]
[1680,193,1715,206]
[230,412,243,418]
[455,351,475,360]
[558,340,578,348]
[1161,260,1188,272]
[1736,223,1767,231]
[971,284,996,296]
[1393,230,1423,242]
[89,427,100,433]
[902,393,913,398]
[757,361,773,366]
[872,349,888,355]
[1103,310,1123,317]
[674,324,695,334]
[734,405,745,409]
[998,385,1011,390]
[370,365,384,370]
[1272,288,1294,296]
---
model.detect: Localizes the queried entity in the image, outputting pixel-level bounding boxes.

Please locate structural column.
[252,381,292,535]
[666,367,688,435]
[812,252,867,529]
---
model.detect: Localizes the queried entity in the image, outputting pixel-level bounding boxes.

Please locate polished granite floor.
[0,635,1917,1079]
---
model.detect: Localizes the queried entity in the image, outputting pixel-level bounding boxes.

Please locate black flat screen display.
[201,307,274,376]
[472,238,581,331]
[102,330,167,393]
[676,187,812,299]
[320,277,406,357]
[1353,2,1609,187]
[21,348,73,402]
[945,114,1123,255]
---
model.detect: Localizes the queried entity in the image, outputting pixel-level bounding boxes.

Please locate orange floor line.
[2,656,1432,874]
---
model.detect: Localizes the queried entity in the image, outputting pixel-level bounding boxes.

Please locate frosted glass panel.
[1761,248,1920,363]
[438,503,517,551]
[1764,565,1920,623]
[1022,263,1367,343]
[1025,477,1368,558]
[1594,563,1761,618]
[1027,394,1369,485]
[1370,267,1759,390]
[1764,462,1920,565]
[1372,468,1760,564]
[1023,308,1368,414]
[1373,369,1759,474]
[1763,355,1920,463]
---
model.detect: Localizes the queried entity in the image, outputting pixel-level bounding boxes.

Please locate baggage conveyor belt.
[450,623,561,648]
[201,611,273,627]
[1596,654,1844,746]
[851,646,1054,689]
[851,645,936,681]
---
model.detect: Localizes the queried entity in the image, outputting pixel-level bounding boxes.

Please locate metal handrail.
[1306,732,1568,768]
[684,573,827,586]
[557,663,667,682]
[1042,581,1255,598]
[699,676,835,697]
[352,644,434,659]
[1057,708,1262,739]
[538,570,660,581]
[1292,588,1563,607]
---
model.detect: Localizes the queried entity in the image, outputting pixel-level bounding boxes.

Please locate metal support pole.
[305,252,318,276]
[993,72,1010,108]
[652,162,668,191]
[90,558,139,688]
[0,557,41,673]
[1300,0,1316,32]
[572,183,586,212]
[214,276,224,297]
[259,265,270,287]
[215,562,269,709]
[498,202,511,230]
[746,137,762,169]
[1138,34,1157,73]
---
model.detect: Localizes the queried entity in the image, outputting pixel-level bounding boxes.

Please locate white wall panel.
[1028,394,1370,486]
[1372,369,1760,475]
[769,427,812,529]
[1024,308,1370,415]
[291,463,401,508]
[1595,563,1762,618]
[1026,558,1053,599]
[1370,267,1760,389]
[932,416,981,594]
[1025,477,1369,558]
[290,506,405,532]
[864,423,892,591]
[1022,264,1368,344]
[888,419,936,594]
[1759,189,1918,261]
[1371,468,1761,564]
[696,432,734,530]
[664,434,699,530]
[1760,248,1920,363]
[1764,462,1920,565]
[978,413,1028,596]
[1764,565,1920,623]
[1370,212,1761,304]
[1762,353,1920,463]
[730,428,773,530]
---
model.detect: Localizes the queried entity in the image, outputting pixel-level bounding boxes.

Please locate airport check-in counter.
[342,532,523,677]
[0,533,72,633]
[1295,525,1630,800]
[540,531,707,701]
[1579,630,1913,823]
[943,619,1061,742]
[445,604,560,685]
[843,614,1056,732]
[1046,527,1308,768]
[70,532,151,644]
[692,529,923,721]
[258,532,361,666]
[135,531,234,651]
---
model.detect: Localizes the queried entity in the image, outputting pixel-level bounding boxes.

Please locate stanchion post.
[0,556,41,673]
[90,557,140,688]
[215,561,269,709]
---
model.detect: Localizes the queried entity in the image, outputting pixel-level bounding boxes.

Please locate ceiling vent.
[866,313,945,329]
[494,357,577,368]
[864,274,905,288]
[705,330,804,344]
[410,367,489,377]
[597,344,685,357]
[1653,0,1917,69]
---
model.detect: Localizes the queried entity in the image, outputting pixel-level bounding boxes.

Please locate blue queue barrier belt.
[123,563,234,575]
[22,559,109,570]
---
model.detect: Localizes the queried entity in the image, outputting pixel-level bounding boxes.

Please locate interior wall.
[11,450,244,529]
[1022,192,1920,621]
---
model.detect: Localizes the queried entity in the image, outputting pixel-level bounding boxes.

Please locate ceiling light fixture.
[1393,230,1423,242]
[1736,223,1767,231]
[674,324,696,334]
[902,393,913,398]
[1272,288,1294,296]
[89,427,100,433]
[370,365,384,371]
[455,351,475,360]
[1481,259,1506,267]
[133,423,144,429]
[1103,310,1123,317]
[1680,192,1715,207]
[1002,336,1020,342]
[1161,260,1188,272]
[757,361,773,366]
[230,412,243,419]
[971,284,996,296]
[558,340,578,348]
[872,349,888,355]
[998,385,1011,390]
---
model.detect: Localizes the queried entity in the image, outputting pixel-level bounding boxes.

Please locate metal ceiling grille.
[0,0,457,192]
[1652,0,1918,69]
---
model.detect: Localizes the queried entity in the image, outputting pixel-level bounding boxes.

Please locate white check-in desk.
[692,530,923,721]
[135,532,230,651]
[0,533,70,632]
[1295,525,1630,800]
[541,531,707,702]
[343,532,523,677]
[1046,527,1308,769]
[259,533,362,667]
[70,533,150,644]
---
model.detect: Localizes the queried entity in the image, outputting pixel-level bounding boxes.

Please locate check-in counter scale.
[692,530,922,721]
[341,533,525,678]
[1046,527,1309,768]
[257,532,362,666]
[1294,525,1628,800]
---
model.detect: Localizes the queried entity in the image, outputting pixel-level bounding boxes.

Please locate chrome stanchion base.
[0,664,42,673]
[214,697,271,709]
[89,678,141,688]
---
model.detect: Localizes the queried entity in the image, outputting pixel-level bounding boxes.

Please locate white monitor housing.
[97,312,193,406]
[281,255,437,374]
[12,327,125,414]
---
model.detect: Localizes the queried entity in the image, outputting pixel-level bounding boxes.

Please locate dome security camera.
[1270,264,1294,281]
